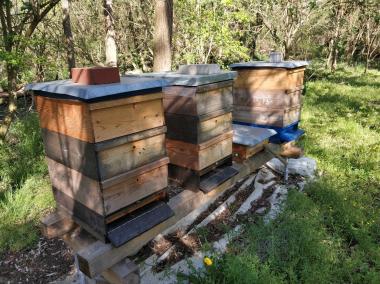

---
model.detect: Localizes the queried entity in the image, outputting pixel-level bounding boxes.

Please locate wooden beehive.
[231,61,308,128]
[127,65,238,192]
[27,73,174,246]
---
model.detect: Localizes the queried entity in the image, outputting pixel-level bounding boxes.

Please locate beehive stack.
[129,64,238,192]
[26,67,174,247]
[230,61,308,143]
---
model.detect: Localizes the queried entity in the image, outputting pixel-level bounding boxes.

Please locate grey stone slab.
[177,64,221,75]
[25,76,168,101]
[233,124,277,146]
[230,61,309,69]
[126,70,236,86]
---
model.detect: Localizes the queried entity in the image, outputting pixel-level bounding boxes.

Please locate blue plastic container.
[233,121,304,144]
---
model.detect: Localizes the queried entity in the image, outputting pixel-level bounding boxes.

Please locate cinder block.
[71,67,120,85]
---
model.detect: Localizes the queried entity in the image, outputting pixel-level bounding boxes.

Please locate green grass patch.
[184,66,380,283]
[0,112,54,253]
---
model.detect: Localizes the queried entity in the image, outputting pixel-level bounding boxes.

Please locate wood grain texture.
[36,96,94,142]
[103,164,168,215]
[233,67,305,91]
[46,158,104,215]
[97,133,166,179]
[90,97,165,142]
[233,105,301,127]
[165,111,232,144]
[233,87,303,109]
[163,82,233,116]
[166,131,233,171]
[41,128,99,180]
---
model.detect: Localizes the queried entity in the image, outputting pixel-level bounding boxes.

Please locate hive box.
[127,65,238,192]
[231,61,308,128]
[232,124,276,163]
[26,75,174,246]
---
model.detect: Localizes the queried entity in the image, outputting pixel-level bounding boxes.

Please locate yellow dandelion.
[204,257,213,266]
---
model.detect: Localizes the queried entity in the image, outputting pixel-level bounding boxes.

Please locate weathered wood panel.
[46,158,104,215]
[166,131,233,171]
[163,81,233,116]
[35,96,94,143]
[233,67,305,91]
[233,105,301,127]
[41,128,99,180]
[90,96,165,142]
[165,110,232,144]
[103,163,168,215]
[233,87,303,109]
[97,133,166,179]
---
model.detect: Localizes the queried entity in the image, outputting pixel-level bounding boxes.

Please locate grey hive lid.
[127,64,237,86]
[25,76,168,101]
[230,61,309,69]
[233,124,277,147]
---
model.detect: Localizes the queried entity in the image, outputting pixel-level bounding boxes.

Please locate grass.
[183,65,380,283]
[0,112,54,253]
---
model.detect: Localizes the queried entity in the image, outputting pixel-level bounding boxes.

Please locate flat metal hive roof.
[126,70,236,86]
[233,124,277,146]
[230,61,309,69]
[25,76,168,101]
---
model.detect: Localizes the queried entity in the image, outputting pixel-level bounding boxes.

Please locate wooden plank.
[90,97,165,142]
[97,133,166,179]
[35,95,95,143]
[165,111,232,144]
[89,92,162,111]
[103,164,168,215]
[94,126,167,152]
[166,132,233,171]
[76,150,273,278]
[40,210,77,239]
[163,83,233,116]
[233,68,305,91]
[46,158,104,215]
[41,128,99,180]
[233,105,301,127]
[233,87,303,109]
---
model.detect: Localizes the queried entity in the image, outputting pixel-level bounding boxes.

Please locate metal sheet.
[199,166,238,193]
[126,70,236,86]
[107,201,174,247]
[233,124,277,146]
[25,76,168,101]
[230,61,309,69]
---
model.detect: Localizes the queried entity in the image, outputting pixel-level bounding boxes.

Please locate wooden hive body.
[28,75,174,245]
[232,65,306,127]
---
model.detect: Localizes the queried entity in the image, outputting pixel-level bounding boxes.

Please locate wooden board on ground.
[75,149,273,278]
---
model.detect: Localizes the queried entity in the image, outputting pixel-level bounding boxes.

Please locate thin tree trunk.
[103,0,117,67]
[153,0,173,72]
[62,0,75,76]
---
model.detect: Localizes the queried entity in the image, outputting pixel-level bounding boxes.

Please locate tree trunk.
[153,0,173,72]
[103,0,117,67]
[62,0,76,76]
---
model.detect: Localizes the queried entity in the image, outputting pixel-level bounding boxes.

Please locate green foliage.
[0,112,53,253]
[184,67,380,283]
